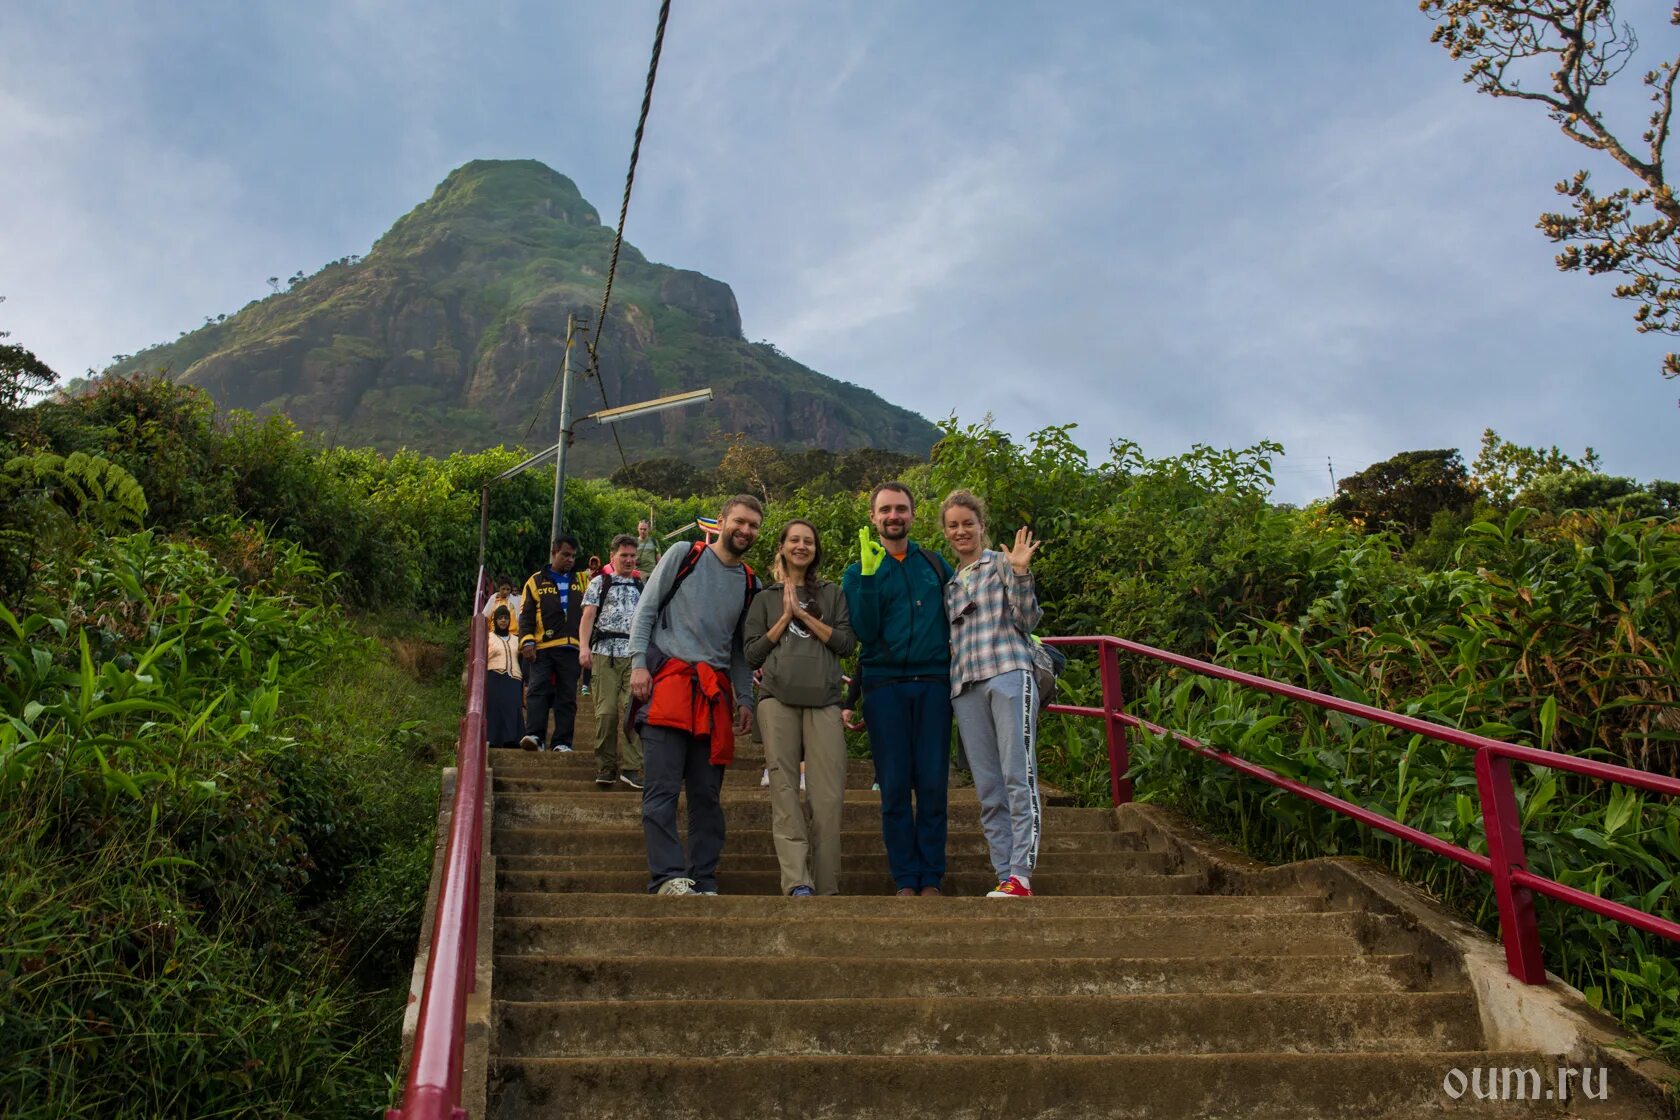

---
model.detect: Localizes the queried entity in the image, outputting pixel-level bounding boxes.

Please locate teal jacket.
[841,540,954,683]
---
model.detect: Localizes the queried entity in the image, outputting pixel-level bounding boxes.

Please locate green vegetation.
[2,371,463,1115]
[0,526,460,1118]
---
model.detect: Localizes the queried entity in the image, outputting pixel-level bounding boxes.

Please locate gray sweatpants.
[952,668,1041,882]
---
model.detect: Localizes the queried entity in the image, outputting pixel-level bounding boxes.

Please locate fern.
[3,450,149,529]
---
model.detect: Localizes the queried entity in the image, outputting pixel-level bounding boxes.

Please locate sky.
[2,1,1676,504]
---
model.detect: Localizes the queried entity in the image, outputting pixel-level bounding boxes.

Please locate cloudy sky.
[2,1,1675,503]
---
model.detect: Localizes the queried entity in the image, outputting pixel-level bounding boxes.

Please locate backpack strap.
[655,542,757,637]
[655,541,709,623]
[590,571,646,646]
[919,547,953,586]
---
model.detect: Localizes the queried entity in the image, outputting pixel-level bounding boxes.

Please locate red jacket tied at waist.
[645,657,738,765]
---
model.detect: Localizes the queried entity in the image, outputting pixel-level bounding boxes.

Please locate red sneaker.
[986,876,1033,898]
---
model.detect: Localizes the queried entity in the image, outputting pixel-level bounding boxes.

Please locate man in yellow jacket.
[518,536,589,751]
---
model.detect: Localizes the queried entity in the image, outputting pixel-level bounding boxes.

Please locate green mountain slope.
[106,159,939,470]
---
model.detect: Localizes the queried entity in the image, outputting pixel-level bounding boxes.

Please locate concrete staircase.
[482,707,1660,1119]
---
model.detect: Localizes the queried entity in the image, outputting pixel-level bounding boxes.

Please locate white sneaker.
[656,877,697,896]
[799,773,806,792]
[554,743,574,753]
[519,734,540,751]
[759,768,770,788]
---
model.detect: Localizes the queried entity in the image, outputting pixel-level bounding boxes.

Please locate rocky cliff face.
[108,160,938,469]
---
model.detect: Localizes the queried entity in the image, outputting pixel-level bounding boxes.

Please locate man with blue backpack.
[842,481,955,897]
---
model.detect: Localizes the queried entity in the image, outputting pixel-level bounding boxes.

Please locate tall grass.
[0,526,457,1118]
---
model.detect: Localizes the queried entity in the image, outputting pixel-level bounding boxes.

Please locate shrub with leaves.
[0,526,442,1118]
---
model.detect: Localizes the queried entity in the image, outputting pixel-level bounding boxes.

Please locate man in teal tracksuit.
[842,481,954,896]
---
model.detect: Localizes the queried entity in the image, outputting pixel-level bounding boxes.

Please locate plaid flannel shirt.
[944,549,1041,696]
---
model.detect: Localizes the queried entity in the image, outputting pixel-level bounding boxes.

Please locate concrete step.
[494,912,1367,958]
[494,796,1115,831]
[490,755,882,778]
[488,1051,1574,1120]
[488,782,1076,806]
[492,869,1209,897]
[490,749,876,776]
[493,826,1149,856]
[491,892,1334,920]
[494,850,1180,875]
[491,951,1441,1001]
[494,991,1483,1057]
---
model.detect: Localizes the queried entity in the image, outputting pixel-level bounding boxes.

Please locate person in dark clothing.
[841,481,955,897]
[518,536,589,752]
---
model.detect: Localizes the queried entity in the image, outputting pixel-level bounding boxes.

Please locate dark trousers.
[865,679,952,891]
[524,645,580,747]
[641,724,726,892]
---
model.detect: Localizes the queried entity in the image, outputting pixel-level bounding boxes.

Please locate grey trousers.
[951,668,1041,882]
[641,724,726,892]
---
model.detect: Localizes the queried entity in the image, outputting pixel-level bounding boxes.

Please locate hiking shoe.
[919,886,942,897]
[759,768,770,788]
[619,770,643,790]
[656,877,697,896]
[595,774,614,789]
[987,877,1033,898]
[789,885,815,897]
[895,887,917,897]
[520,734,540,751]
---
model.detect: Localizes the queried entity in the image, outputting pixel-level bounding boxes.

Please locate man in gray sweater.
[628,495,763,895]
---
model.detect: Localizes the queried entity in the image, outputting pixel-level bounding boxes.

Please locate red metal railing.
[388,569,490,1120]
[1043,634,1680,984]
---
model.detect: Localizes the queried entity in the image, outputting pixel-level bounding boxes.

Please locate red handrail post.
[1099,639,1133,805]
[1475,749,1547,984]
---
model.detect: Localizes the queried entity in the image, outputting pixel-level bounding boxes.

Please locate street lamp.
[472,331,713,569]
[550,386,713,539]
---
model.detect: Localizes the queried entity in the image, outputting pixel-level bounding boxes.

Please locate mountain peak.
[106,160,939,468]
[380,159,600,252]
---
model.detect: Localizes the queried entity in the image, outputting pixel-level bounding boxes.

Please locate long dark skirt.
[486,670,524,747]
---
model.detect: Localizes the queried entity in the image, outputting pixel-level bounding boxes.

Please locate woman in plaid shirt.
[940,489,1044,898]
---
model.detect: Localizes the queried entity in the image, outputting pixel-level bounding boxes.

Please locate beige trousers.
[591,654,641,776]
[757,698,848,895]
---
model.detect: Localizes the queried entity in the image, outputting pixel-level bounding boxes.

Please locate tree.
[609,457,713,498]
[1470,427,1601,504]
[0,298,58,449]
[715,434,792,502]
[1422,2,1680,378]
[1329,448,1476,543]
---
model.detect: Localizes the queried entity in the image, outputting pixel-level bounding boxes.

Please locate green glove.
[858,528,886,576]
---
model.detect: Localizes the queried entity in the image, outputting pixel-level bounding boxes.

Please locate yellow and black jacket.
[518,566,591,652]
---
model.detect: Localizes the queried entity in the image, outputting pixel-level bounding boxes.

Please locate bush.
[0,525,445,1118]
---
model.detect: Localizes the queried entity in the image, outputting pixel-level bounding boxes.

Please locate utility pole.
[550,314,576,542]
[1327,456,1337,494]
